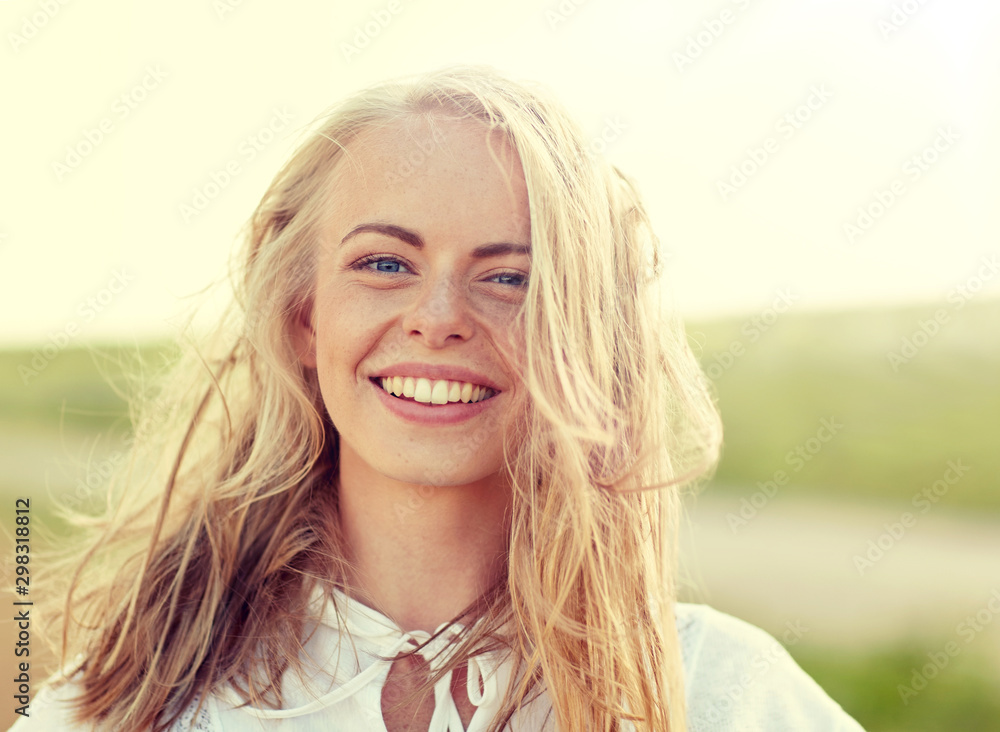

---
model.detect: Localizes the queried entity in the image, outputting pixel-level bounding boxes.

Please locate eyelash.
[352,254,529,287]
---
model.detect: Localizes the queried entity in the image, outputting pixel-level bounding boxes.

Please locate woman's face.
[296,115,531,489]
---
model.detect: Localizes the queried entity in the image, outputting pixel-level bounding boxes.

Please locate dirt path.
[679,490,1000,659]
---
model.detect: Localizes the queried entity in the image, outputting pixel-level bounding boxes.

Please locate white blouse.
[9,588,866,731]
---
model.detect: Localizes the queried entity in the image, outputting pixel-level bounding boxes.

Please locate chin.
[389,461,499,489]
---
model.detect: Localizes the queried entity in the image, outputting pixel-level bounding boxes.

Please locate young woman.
[14,66,865,731]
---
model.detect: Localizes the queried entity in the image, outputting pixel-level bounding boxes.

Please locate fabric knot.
[230,585,502,728]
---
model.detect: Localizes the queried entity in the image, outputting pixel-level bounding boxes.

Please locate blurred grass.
[689,297,1000,511]
[0,341,177,433]
[0,343,177,532]
[792,640,1000,731]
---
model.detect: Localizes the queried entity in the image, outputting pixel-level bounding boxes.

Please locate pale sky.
[2,0,998,346]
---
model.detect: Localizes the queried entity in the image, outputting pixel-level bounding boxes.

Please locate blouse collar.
[224,584,508,731]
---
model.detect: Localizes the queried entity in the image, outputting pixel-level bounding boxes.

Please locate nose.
[400,274,475,346]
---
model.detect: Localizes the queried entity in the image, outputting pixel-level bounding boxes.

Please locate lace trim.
[169,696,215,732]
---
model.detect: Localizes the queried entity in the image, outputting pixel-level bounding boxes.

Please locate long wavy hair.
[44,65,721,732]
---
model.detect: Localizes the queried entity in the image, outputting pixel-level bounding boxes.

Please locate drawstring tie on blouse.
[227,586,501,731]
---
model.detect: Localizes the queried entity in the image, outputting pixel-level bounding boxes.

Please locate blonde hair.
[46,65,721,732]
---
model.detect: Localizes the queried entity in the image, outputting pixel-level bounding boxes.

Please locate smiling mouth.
[371,376,498,405]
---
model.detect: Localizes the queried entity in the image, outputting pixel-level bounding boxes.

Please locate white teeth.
[430,379,449,405]
[378,376,496,405]
[414,378,433,403]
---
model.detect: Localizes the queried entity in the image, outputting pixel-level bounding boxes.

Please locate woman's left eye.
[488,271,528,287]
[356,255,411,274]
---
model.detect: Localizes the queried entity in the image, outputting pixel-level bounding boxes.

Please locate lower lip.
[370,379,500,425]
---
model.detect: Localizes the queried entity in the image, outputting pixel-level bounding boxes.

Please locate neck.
[334,443,511,633]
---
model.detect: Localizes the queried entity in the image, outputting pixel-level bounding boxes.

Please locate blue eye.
[355,255,411,274]
[490,272,528,287]
[352,254,527,288]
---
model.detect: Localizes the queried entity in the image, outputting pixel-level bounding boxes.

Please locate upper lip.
[371,362,502,391]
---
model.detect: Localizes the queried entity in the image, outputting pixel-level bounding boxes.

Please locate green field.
[793,639,1000,731]
[689,297,1000,511]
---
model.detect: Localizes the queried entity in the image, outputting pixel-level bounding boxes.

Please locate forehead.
[322,115,531,241]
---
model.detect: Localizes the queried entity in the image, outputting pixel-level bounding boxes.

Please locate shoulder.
[5,674,94,732]
[675,603,866,732]
[5,674,216,732]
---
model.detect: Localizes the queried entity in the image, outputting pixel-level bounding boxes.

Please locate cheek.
[468,292,527,342]
[483,306,526,371]
[313,295,369,380]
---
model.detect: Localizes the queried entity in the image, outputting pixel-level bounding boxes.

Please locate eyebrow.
[340,223,531,258]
